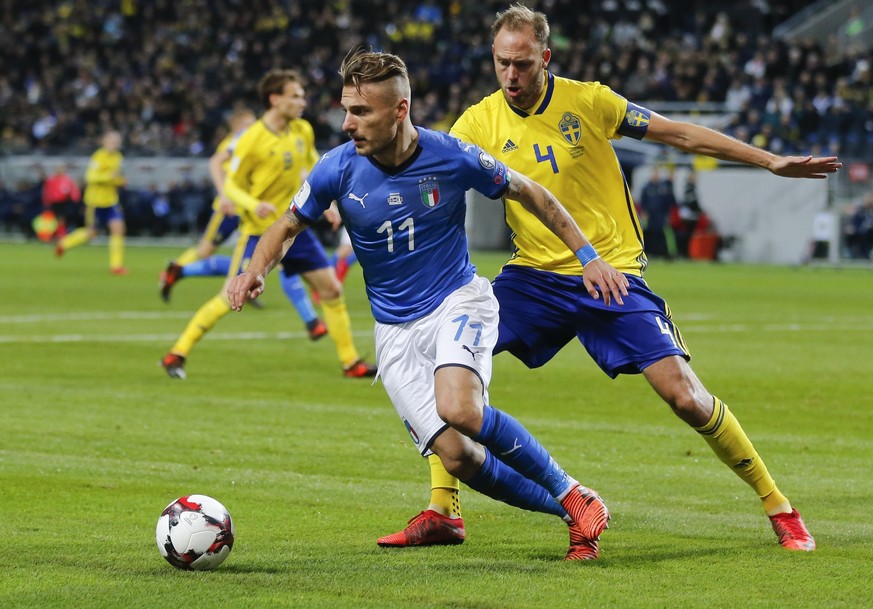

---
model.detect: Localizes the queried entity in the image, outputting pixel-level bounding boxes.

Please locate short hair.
[491,3,550,50]
[339,48,409,94]
[228,106,255,131]
[257,69,301,109]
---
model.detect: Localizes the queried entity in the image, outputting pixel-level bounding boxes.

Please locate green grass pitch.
[1,240,871,608]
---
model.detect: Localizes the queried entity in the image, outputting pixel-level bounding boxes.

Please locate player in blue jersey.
[381,4,841,553]
[228,48,629,560]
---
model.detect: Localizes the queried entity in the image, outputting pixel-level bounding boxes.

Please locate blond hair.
[492,3,550,50]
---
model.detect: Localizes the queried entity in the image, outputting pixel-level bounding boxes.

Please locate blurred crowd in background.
[1,0,872,257]
[2,0,871,157]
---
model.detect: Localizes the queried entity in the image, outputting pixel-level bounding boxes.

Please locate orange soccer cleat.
[342,359,377,378]
[159,262,183,302]
[561,484,609,560]
[377,510,466,547]
[306,318,328,341]
[161,353,187,379]
[565,535,599,561]
[561,483,610,541]
[769,508,816,551]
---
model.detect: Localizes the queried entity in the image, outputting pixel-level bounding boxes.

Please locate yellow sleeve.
[114,154,125,185]
[223,177,261,213]
[592,84,629,140]
[85,152,119,186]
[449,109,477,145]
[224,135,262,213]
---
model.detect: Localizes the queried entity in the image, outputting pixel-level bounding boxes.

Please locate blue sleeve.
[617,101,652,140]
[452,137,510,200]
[289,155,337,224]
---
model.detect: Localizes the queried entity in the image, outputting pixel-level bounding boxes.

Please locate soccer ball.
[155,494,235,570]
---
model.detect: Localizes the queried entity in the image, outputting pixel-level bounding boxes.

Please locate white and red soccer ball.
[155,494,234,570]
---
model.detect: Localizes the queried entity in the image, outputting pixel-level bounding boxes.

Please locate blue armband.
[575,244,600,266]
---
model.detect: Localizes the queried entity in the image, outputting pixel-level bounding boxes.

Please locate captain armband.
[616,102,652,140]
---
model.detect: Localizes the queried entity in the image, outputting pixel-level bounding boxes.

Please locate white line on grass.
[3,311,868,344]
[0,311,194,323]
[0,323,867,344]
[0,330,373,344]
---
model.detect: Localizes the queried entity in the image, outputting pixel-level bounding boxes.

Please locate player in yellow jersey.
[157,107,327,339]
[56,130,128,274]
[378,4,841,554]
[161,69,374,380]
[158,108,255,298]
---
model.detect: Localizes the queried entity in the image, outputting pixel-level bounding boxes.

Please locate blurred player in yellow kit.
[56,130,127,274]
[158,106,326,339]
[159,107,256,291]
[160,69,374,379]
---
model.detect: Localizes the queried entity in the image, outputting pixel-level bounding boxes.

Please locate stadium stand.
[1,0,870,242]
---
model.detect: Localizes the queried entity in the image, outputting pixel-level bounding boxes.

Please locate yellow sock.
[176,247,199,266]
[170,295,231,357]
[60,228,90,250]
[109,234,125,269]
[321,296,359,368]
[428,454,461,518]
[695,397,789,513]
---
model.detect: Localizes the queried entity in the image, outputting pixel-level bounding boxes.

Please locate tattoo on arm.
[509,177,570,235]
[283,210,304,236]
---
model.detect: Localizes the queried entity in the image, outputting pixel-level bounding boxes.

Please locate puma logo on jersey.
[501,139,519,153]
[348,192,369,208]
[462,345,479,360]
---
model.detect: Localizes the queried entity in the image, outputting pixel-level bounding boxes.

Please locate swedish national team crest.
[418,177,440,208]
[626,108,650,128]
[559,112,582,145]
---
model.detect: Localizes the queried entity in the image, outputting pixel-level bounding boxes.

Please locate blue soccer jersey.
[291,128,510,323]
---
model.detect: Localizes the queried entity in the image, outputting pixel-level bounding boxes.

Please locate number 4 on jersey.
[534,143,559,174]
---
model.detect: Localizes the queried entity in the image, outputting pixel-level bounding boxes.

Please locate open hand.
[581,258,629,306]
[770,155,841,179]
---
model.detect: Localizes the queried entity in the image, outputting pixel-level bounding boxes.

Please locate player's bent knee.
[430,431,484,479]
[319,285,342,301]
[435,399,482,437]
[308,270,342,301]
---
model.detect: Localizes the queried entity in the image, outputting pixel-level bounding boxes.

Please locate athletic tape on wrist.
[575,244,600,266]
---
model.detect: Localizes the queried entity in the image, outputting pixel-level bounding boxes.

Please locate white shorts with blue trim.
[375,275,498,456]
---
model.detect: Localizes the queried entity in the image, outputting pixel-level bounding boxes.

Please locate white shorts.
[338,226,351,249]
[375,275,498,456]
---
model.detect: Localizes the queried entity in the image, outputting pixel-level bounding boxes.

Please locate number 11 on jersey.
[377,217,415,252]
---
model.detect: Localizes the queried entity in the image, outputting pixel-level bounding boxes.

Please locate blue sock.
[464,450,566,518]
[182,255,231,277]
[475,405,575,500]
[279,272,318,324]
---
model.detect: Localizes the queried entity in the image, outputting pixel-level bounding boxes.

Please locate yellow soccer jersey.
[83,148,124,208]
[451,73,648,276]
[225,118,318,235]
[210,131,242,212]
